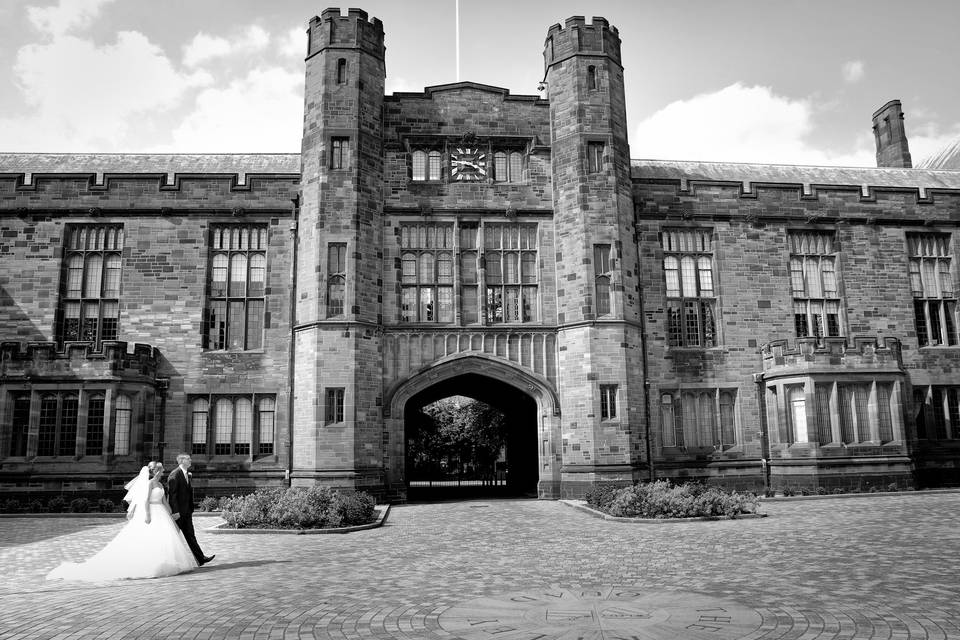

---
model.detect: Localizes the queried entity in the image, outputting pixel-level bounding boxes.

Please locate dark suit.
[167,466,206,563]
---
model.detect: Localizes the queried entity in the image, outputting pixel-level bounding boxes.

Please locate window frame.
[189,394,277,458]
[205,225,268,351]
[907,233,958,347]
[789,231,844,342]
[326,388,345,425]
[659,388,738,450]
[661,229,717,348]
[57,224,124,350]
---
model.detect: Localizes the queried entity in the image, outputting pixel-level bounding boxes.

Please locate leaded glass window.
[58,225,123,349]
[661,229,716,347]
[908,233,958,347]
[206,225,267,350]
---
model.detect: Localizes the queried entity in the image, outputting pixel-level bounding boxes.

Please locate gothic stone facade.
[1,10,959,502]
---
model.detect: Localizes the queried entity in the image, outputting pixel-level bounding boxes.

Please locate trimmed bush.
[1,498,21,514]
[69,497,91,513]
[599,480,759,519]
[47,496,67,513]
[584,483,623,512]
[97,498,117,513]
[197,496,220,512]
[220,486,377,530]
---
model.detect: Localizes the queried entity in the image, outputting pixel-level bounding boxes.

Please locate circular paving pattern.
[439,587,763,640]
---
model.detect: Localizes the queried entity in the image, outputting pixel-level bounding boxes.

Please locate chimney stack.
[872,100,912,168]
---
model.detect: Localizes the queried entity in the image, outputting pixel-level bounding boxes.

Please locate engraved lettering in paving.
[439,587,763,639]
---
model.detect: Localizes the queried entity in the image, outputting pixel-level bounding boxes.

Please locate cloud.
[633,83,874,167]
[159,67,303,152]
[280,26,306,59]
[386,76,419,95]
[27,0,114,36]
[0,31,210,151]
[842,60,865,84]
[183,25,270,67]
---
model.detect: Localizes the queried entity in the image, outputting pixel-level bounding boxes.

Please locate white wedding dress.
[47,483,198,581]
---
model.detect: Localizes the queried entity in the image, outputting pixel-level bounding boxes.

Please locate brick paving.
[0,493,958,639]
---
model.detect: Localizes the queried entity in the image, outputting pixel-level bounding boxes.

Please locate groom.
[167,453,215,566]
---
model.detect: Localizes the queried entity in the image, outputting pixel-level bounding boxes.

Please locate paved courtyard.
[1,492,958,640]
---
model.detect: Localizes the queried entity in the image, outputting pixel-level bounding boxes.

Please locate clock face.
[450,147,487,181]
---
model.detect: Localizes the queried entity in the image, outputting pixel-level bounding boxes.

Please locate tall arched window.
[336,58,347,84]
[235,398,252,456]
[214,398,233,455]
[788,386,808,443]
[86,394,105,456]
[586,65,597,90]
[115,395,132,456]
[258,397,276,455]
[660,393,679,447]
[698,392,716,447]
[719,391,736,447]
[682,392,698,447]
[412,151,427,181]
[191,397,208,455]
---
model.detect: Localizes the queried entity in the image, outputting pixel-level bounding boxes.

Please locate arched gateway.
[385,355,562,499]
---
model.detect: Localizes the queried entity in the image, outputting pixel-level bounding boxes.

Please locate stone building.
[1,9,959,502]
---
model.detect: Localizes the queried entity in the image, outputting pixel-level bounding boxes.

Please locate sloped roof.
[916,138,960,171]
[632,159,960,192]
[0,153,301,185]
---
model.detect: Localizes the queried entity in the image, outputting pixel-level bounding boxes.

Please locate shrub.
[1,498,21,513]
[602,480,759,519]
[220,486,377,530]
[69,497,91,513]
[27,499,45,513]
[197,496,220,512]
[97,498,116,513]
[584,483,622,511]
[886,482,899,492]
[334,491,376,525]
[47,496,67,513]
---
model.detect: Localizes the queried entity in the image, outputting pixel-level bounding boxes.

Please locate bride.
[47,461,199,581]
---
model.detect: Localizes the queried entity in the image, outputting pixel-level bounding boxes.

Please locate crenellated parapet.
[0,340,161,382]
[760,336,903,376]
[544,15,621,69]
[308,8,384,59]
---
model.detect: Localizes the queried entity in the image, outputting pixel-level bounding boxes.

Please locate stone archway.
[384,354,562,500]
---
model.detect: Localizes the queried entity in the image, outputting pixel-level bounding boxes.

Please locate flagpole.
[455,0,460,82]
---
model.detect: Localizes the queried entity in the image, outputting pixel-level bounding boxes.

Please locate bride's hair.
[147,461,163,475]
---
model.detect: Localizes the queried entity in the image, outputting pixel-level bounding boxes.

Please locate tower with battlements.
[543,17,648,493]
[293,8,386,491]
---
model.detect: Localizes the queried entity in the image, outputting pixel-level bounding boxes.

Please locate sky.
[1,0,959,167]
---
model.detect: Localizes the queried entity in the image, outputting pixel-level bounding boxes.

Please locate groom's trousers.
[176,516,206,563]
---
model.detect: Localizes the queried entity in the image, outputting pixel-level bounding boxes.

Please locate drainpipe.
[635,240,655,482]
[286,196,300,488]
[753,372,771,495]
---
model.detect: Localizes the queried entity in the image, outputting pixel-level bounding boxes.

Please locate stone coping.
[560,499,768,523]
[759,487,960,501]
[204,505,390,534]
